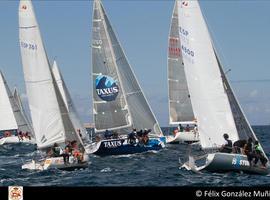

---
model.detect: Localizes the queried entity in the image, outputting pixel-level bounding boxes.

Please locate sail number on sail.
[20,42,37,50]
[179,27,189,37]
[181,45,194,57]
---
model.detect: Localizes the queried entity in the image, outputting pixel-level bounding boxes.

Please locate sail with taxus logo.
[92,0,162,137]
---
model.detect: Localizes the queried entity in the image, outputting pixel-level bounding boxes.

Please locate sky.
[0,0,269,126]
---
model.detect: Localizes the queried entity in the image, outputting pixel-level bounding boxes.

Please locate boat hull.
[166,131,199,144]
[203,153,269,175]
[22,155,89,171]
[0,136,36,145]
[86,137,165,156]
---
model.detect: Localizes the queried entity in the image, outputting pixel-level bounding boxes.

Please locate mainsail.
[52,60,89,142]
[19,0,83,149]
[177,0,239,149]
[92,0,162,136]
[168,0,194,125]
[0,72,18,131]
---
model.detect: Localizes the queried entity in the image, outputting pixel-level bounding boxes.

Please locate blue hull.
[93,138,165,156]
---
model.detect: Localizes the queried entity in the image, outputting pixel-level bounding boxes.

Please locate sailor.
[243,137,256,166]
[178,124,184,132]
[112,131,119,139]
[128,129,137,145]
[25,132,31,140]
[62,141,72,164]
[233,139,247,154]
[136,130,144,146]
[51,143,62,157]
[142,129,150,144]
[104,129,113,139]
[77,129,82,138]
[253,141,268,169]
[71,140,83,163]
[17,131,23,141]
[185,125,190,132]
[219,133,232,153]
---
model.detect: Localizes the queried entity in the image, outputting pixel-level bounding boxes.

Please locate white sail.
[0,72,18,131]
[92,0,162,136]
[52,60,89,142]
[13,87,35,137]
[13,88,23,112]
[177,0,239,149]
[19,0,82,149]
[168,1,194,125]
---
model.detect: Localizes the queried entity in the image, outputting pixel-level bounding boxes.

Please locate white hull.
[0,135,35,145]
[165,131,199,144]
[22,154,89,171]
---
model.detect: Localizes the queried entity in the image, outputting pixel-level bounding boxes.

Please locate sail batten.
[168,1,194,125]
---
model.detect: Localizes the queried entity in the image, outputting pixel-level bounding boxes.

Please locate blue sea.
[0,126,269,187]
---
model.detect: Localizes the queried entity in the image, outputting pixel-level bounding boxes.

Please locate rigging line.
[231,79,270,83]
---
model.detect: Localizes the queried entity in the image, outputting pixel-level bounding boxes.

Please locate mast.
[168,0,195,125]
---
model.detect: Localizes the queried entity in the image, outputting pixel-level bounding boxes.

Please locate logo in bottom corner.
[9,186,23,200]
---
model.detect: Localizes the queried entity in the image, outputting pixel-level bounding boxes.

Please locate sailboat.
[0,71,35,145]
[86,0,165,156]
[177,0,269,175]
[19,0,88,170]
[166,1,199,144]
[51,60,90,144]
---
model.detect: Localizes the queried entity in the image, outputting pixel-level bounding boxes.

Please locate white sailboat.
[166,0,199,144]
[0,71,35,145]
[19,0,88,170]
[51,60,90,144]
[177,0,269,174]
[86,0,165,156]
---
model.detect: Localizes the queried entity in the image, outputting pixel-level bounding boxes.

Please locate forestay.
[168,1,194,125]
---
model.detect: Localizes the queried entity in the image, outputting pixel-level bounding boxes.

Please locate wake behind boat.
[19,0,89,171]
[176,0,269,175]
[87,0,165,156]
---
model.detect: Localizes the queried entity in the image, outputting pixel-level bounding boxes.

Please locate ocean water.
[0,126,269,187]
